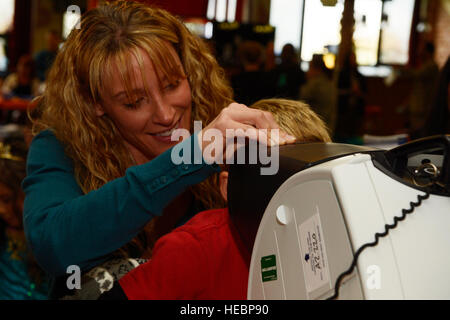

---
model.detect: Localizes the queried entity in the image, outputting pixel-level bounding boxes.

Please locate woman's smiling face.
[97,44,192,165]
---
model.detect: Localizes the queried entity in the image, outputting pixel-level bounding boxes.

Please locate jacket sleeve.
[22,130,219,276]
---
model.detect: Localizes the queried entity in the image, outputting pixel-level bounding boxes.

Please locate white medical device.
[227,135,450,300]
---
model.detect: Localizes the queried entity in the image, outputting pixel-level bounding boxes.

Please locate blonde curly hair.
[31,0,232,257]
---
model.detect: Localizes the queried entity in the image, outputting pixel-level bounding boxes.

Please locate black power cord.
[327,192,431,300]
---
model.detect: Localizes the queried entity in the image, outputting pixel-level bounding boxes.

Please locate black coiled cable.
[327,192,431,300]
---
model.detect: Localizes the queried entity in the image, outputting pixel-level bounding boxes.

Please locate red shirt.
[119,208,250,300]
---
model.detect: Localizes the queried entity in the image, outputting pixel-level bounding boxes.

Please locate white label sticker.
[298,209,330,294]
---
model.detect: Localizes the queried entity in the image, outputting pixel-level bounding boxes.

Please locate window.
[207,0,237,22]
[269,0,303,55]
[269,0,416,68]
[379,0,415,65]
[0,0,14,73]
[300,0,344,62]
[0,38,7,73]
[0,0,14,34]
[353,0,383,66]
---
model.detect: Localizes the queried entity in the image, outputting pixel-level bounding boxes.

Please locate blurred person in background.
[1,55,41,124]
[397,42,439,134]
[271,43,305,100]
[300,54,337,136]
[415,55,450,138]
[1,55,41,100]
[334,51,366,143]
[0,137,49,300]
[34,30,61,82]
[231,40,276,106]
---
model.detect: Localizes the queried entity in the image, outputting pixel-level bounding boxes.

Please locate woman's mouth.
[149,120,181,142]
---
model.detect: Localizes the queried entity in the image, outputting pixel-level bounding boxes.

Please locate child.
[0,137,49,299]
[99,99,331,300]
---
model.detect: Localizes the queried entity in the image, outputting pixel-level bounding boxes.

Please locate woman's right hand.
[199,102,296,164]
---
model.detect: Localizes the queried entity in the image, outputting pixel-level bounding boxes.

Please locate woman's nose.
[151,97,176,126]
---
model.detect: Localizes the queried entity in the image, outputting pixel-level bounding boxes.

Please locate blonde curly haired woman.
[23,1,294,298]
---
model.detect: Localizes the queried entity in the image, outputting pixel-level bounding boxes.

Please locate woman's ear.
[219,171,229,202]
[94,103,105,117]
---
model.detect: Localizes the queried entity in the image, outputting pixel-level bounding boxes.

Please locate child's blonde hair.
[250,98,332,143]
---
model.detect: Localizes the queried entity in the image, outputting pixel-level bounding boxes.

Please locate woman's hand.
[199,103,296,164]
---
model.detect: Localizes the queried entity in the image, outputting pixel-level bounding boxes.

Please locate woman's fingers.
[201,120,276,164]
[200,102,298,164]
[226,103,278,129]
[216,103,297,145]
[226,104,290,143]
[200,120,256,164]
[203,111,274,147]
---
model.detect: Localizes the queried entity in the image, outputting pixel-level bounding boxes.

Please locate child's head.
[0,138,28,230]
[219,98,331,201]
[250,98,331,143]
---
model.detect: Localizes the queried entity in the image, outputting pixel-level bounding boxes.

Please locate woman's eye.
[124,97,145,109]
[164,79,181,91]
